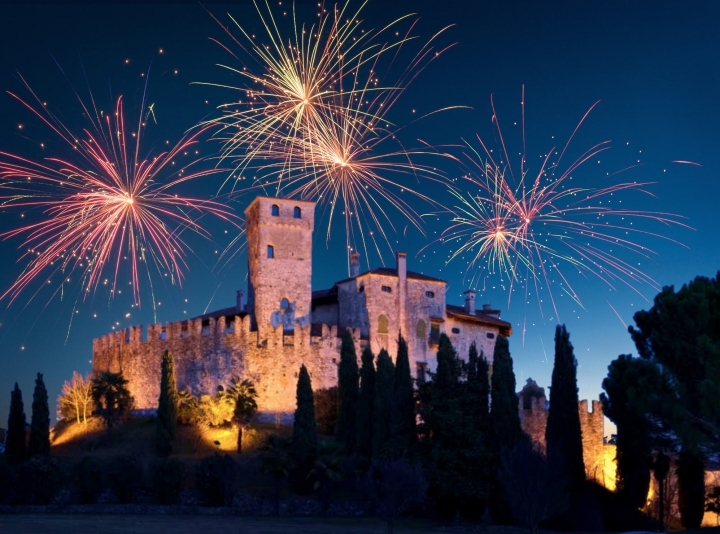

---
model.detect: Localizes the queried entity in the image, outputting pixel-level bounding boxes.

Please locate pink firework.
[0,76,239,307]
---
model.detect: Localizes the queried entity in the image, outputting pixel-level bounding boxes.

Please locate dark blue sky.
[1,1,718,425]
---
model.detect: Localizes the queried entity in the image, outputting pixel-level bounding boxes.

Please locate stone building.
[518,378,606,480]
[92,196,512,420]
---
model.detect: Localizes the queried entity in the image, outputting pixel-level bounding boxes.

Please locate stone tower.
[245,197,316,341]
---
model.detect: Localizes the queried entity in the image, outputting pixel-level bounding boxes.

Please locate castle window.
[378,314,388,334]
[486,332,495,339]
[280,298,290,310]
[416,320,426,339]
[267,245,275,258]
[358,284,364,293]
[271,204,280,216]
[381,285,392,293]
[452,327,460,334]
[425,291,435,298]
[429,322,440,345]
[160,329,167,340]
[416,362,427,383]
[293,206,302,218]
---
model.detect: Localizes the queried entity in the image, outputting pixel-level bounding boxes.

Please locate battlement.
[92,316,362,355]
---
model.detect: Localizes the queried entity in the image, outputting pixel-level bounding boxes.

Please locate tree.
[57,372,93,424]
[417,334,491,518]
[223,377,258,453]
[356,346,376,464]
[372,349,395,461]
[336,329,359,454]
[91,371,134,428]
[292,364,317,492]
[156,350,179,455]
[489,334,524,522]
[629,273,720,528]
[490,335,523,453]
[498,440,568,534]
[314,386,338,435]
[545,324,585,523]
[6,382,27,465]
[29,372,50,456]
[600,354,661,509]
[392,333,415,458]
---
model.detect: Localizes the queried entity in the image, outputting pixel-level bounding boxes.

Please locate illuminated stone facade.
[92,196,512,420]
[518,378,606,480]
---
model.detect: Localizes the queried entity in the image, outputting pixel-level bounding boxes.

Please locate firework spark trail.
[0,75,240,308]
[202,0,456,267]
[439,90,692,319]
[199,0,453,195]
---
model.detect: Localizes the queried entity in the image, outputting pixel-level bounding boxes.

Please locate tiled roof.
[336,267,446,285]
[445,304,513,336]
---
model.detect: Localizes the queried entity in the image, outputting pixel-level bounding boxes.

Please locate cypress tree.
[356,346,376,463]
[336,329,359,454]
[490,335,522,452]
[156,349,179,456]
[292,364,317,491]
[372,349,395,460]
[600,354,660,509]
[417,333,473,517]
[392,333,415,457]
[29,372,50,456]
[489,334,523,523]
[465,342,490,426]
[545,324,585,520]
[6,382,27,465]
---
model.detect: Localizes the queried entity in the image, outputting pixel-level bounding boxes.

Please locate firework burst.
[203,0,454,266]
[0,75,239,308]
[441,90,690,318]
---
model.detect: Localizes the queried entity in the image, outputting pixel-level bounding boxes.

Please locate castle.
[92,196,513,420]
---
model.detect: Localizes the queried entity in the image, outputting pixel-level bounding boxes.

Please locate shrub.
[14,456,63,504]
[108,454,144,503]
[75,456,104,504]
[152,457,185,504]
[195,453,236,506]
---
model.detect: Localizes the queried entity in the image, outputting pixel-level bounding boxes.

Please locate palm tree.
[222,377,258,453]
[91,371,133,428]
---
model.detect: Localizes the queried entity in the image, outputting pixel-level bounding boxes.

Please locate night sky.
[1,1,718,427]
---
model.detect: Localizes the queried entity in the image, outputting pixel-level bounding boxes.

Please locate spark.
[0,74,240,308]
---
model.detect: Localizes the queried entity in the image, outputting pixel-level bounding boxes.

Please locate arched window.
[416,320,426,339]
[378,314,388,334]
[293,206,302,219]
[267,245,275,258]
[280,298,290,309]
[271,204,280,216]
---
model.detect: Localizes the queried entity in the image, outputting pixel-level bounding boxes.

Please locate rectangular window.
[267,245,274,258]
[429,322,440,345]
[425,291,435,298]
[486,332,495,339]
[381,285,392,293]
[451,327,460,334]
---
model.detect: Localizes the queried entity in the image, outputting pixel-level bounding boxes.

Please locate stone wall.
[93,316,364,420]
[518,379,604,479]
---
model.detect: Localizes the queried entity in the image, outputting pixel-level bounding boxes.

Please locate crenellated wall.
[92,315,365,420]
[518,379,604,479]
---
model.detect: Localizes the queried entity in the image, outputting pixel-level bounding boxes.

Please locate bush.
[152,457,185,504]
[0,456,13,504]
[195,453,236,506]
[108,454,144,503]
[14,456,63,504]
[75,456,104,504]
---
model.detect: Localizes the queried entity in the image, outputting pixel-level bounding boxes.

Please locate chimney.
[463,290,476,314]
[350,252,360,277]
[236,289,244,313]
[481,303,501,317]
[396,251,407,282]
